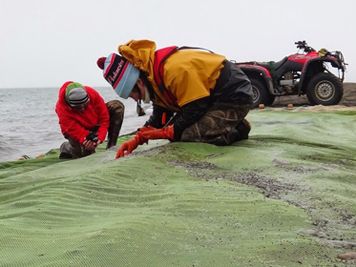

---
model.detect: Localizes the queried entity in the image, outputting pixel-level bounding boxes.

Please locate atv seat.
[258,57,288,71]
[257,57,288,72]
[272,57,288,70]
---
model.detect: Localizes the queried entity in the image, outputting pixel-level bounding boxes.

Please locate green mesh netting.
[1,108,355,266]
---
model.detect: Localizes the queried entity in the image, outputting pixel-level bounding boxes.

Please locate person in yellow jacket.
[97,40,253,159]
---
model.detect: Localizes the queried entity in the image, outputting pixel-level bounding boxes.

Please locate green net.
[1,108,355,266]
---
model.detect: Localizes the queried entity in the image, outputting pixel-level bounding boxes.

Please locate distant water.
[0,87,151,162]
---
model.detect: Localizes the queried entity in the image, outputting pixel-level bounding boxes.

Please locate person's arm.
[58,113,89,144]
[88,88,110,143]
[144,104,174,128]
[56,93,90,144]
[115,98,210,159]
[94,97,110,143]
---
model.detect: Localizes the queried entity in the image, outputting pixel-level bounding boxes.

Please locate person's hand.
[82,139,98,151]
[115,134,146,159]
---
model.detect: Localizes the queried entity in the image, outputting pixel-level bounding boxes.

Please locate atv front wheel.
[306,73,343,105]
[250,78,275,108]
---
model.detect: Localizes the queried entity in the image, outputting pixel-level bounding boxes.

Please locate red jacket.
[55,81,109,144]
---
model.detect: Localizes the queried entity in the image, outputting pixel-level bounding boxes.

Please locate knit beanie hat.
[65,82,89,107]
[97,53,140,99]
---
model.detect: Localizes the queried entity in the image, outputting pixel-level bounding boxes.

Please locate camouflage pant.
[59,137,93,159]
[180,102,252,146]
[59,100,125,159]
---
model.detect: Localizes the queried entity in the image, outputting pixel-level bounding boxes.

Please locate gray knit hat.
[65,82,89,107]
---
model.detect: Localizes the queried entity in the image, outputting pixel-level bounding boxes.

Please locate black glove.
[86,131,98,142]
[136,100,146,116]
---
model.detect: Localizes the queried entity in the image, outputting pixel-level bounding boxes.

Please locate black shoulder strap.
[178,46,215,54]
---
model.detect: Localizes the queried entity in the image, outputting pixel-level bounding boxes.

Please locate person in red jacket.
[55,81,124,159]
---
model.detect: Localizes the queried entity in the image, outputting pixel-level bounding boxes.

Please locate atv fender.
[237,64,274,95]
[298,57,344,95]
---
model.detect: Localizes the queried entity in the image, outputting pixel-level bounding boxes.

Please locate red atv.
[236,41,347,107]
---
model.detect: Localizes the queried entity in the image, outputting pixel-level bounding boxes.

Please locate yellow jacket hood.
[118,40,156,74]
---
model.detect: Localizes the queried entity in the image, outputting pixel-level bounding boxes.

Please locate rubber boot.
[59,141,74,159]
[235,119,251,141]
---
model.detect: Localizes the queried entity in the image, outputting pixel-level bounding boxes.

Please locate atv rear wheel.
[306,73,343,105]
[250,78,275,108]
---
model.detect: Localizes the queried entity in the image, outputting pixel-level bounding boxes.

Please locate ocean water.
[0,87,151,162]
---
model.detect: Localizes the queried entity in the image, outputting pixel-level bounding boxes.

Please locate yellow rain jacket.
[118,40,225,111]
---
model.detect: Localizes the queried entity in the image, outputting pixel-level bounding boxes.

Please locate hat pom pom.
[97,57,106,70]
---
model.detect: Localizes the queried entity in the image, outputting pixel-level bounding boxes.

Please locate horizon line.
[0,85,111,90]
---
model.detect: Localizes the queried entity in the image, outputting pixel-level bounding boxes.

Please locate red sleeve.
[86,87,109,142]
[55,104,90,144]
[61,115,89,143]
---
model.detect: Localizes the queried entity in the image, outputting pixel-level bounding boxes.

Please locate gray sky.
[0,0,355,88]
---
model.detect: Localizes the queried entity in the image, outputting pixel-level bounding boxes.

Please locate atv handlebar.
[295,40,315,53]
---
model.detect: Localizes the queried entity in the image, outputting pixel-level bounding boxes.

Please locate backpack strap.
[153,46,178,93]
[178,46,215,54]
